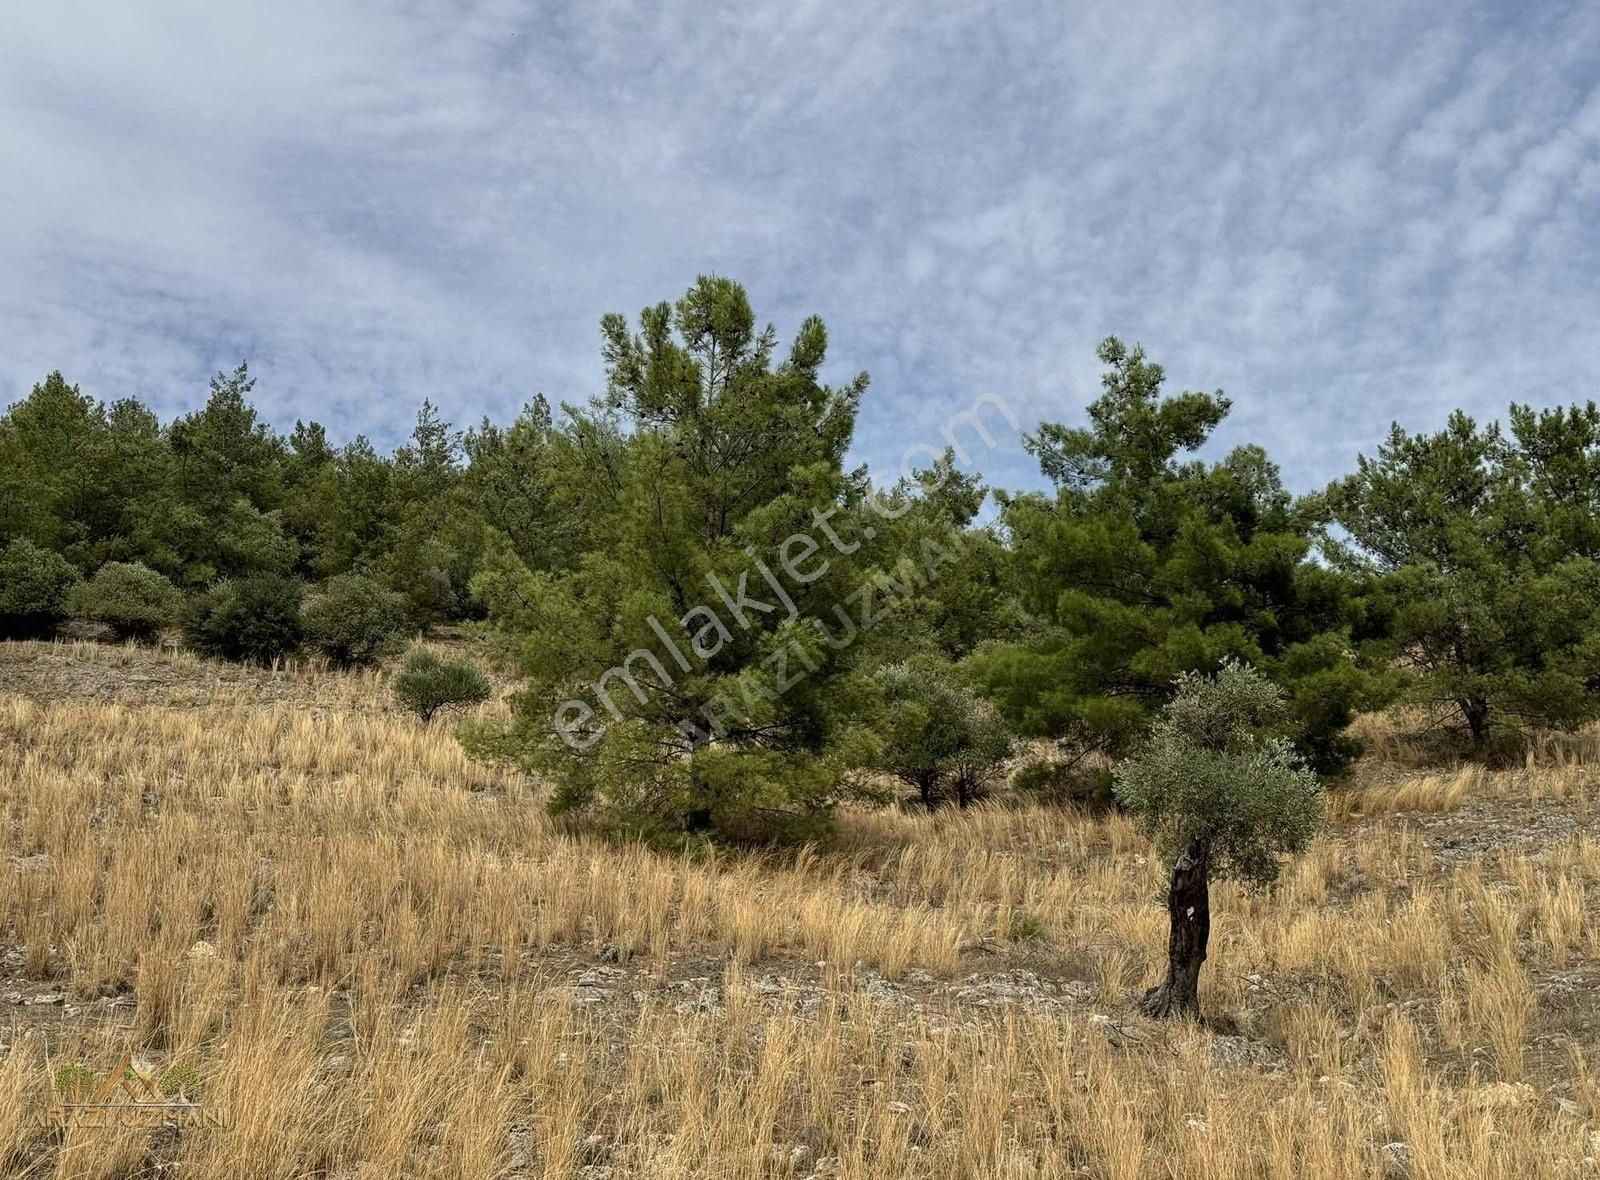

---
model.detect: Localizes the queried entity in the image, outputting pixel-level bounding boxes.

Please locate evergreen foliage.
[302,574,410,666]
[972,338,1395,776]
[1323,405,1600,750]
[183,574,304,664]
[0,540,81,638]
[67,562,183,643]
[392,650,492,723]
[467,276,896,843]
[5,284,1600,846]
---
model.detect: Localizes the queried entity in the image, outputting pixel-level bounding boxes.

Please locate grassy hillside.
[1,640,1598,1177]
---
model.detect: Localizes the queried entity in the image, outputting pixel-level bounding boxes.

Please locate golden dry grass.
[1,640,1599,1177]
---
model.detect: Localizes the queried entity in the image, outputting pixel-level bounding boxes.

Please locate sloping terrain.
[1,639,1598,1178]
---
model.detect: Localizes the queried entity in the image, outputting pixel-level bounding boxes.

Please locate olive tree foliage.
[1113,661,1321,1018]
[1321,404,1600,752]
[874,655,1012,809]
[302,574,410,666]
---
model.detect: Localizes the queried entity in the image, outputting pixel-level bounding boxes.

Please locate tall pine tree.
[974,338,1392,775]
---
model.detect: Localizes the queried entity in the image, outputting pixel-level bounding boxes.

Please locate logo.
[34,1053,228,1129]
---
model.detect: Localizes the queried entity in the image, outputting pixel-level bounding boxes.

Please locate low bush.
[302,574,409,666]
[875,655,1013,809]
[392,650,492,723]
[67,562,183,643]
[183,574,304,663]
[1010,756,1117,812]
[0,540,81,638]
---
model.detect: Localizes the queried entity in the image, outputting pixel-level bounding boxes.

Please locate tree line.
[4,276,1599,847]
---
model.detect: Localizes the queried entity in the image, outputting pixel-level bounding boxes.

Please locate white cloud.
[1,0,1597,495]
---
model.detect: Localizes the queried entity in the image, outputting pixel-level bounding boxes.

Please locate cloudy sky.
[2,1,1597,495]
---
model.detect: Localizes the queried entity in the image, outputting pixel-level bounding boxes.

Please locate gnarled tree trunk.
[1141,837,1210,1019]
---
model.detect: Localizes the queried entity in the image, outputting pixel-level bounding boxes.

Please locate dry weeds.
[1,640,1598,1177]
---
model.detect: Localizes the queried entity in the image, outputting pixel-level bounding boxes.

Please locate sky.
[2,1,1598,497]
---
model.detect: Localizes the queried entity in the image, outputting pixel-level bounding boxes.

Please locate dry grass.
[1,641,1599,1177]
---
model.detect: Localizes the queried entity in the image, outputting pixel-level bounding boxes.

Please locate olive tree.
[1113,661,1321,1019]
[303,574,409,666]
[875,655,1012,809]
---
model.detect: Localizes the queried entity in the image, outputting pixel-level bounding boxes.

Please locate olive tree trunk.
[1140,837,1211,1019]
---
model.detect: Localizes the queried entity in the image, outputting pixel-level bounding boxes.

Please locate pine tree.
[468,277,919,842]
[1323,405,1600,750]
[974,338,1393,776]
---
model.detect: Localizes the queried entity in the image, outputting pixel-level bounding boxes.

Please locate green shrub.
[183,574,303,663]
[1010,756,1116,812]
[302,574,409,666]
[392,650,491,723]
[875,654,1013,809]
[53,1063,97,1101]
[0,540,81,638]
[67,561,183,643]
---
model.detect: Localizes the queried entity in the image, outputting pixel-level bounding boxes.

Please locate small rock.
[674,986,723,1016]
[1207,1034,1274,1067]
[185,940,218,963]
[31,993,66,1006]
[1379,1141,1411,1172]
[863,976,902,1002]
